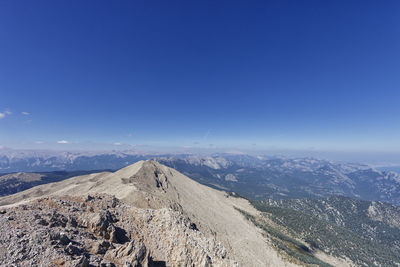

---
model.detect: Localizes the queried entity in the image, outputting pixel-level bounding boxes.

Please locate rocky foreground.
[0,194,233,267]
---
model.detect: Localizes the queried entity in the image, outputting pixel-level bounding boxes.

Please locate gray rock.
[75,255,90,267]
[65,243,81,256]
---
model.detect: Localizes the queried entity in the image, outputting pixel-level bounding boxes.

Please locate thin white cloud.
[35,141,44,144]
[113,142,122,146]
[21,112,30,115]
[0,110,11,119]
[57,140,69,144]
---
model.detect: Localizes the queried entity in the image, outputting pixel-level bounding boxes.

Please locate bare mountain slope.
[0,160,299,266]
[0,170,107,197]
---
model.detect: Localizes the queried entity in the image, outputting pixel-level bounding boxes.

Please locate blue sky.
[1,0,400,152]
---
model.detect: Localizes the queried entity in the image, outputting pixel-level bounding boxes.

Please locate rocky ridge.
[0,193,233,266]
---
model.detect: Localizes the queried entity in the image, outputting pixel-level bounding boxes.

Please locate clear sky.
[1,0,400,152]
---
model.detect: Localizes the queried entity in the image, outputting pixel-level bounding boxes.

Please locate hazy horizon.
[3,145,400,167]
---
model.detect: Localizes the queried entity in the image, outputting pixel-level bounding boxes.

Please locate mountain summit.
[0,160,300,266]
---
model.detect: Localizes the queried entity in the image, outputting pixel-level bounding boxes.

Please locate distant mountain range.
[0,149,151,172]
[157,155,400,206]
[1,149,400,206]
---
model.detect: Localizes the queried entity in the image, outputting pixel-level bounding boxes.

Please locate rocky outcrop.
[0,194,235,266]
[121,161,170,191]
